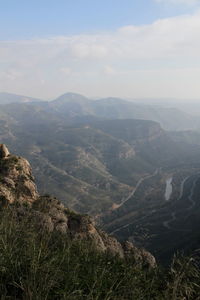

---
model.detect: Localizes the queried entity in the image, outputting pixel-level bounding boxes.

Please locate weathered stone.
[0,144,10,159]
[0,145,38,204]
[0,145,156,268]
[123,241,156,268]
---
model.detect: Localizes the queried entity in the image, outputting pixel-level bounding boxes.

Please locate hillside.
[0,91,199,130]
[0,92,42,104]
[0,103,195,215]
[0,144,154,263]
[0,144,158,299]
[1,93,200,265]
[49,93,199,130]
[1,144,200,299]
[102,149,200,264]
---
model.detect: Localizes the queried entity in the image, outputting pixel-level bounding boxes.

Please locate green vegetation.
[0,205,200,299]
[2,98,200,217]
[2,93,200,272]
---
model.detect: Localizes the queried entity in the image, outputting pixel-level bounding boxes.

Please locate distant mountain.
[0,92,43,105]
[0,93,198,216]
[52,92,91,104]
[1,92,198,130]
[1,93,200,263]
[0,99,198,216]
[0,110,158,214]
[48,93,199,131]
[92,98,198,131]
[49,92,94,118]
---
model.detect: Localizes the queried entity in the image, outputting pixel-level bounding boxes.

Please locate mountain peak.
[53,92,90,104]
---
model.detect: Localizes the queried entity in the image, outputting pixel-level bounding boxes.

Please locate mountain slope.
[0,144,155,265]
[0,145,200,299]
[0,106,189,214]
[0,99,199,216]
[0,92,42,104]
[1,91,198,130]
[49,93,198,130]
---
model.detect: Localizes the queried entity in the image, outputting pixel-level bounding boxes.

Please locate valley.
[0,92,200,263]
[103,168,200,263]
[3,2,200,297]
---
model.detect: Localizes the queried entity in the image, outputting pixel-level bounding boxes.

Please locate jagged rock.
[99,230,124,258]
[123,241,156,268]
[32,196,69,233]
[0,146,38,204]
[67,214,107,252]
[66,215,156,267]
[16,206,54,232]
[0,145,156,268]
[31,196,156,267]
[0,144,10,159]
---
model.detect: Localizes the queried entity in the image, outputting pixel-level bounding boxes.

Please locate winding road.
[187,178,197,210]
[110,168,159,234]
[109,170,200,236]
[117,168,160,208]
[163,174,200,230]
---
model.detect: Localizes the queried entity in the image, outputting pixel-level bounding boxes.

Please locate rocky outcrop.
[30,196,156,268]
[0,145,156,268]
[0,147,38,204]
[0,144,10,159]
[123,241,156,268]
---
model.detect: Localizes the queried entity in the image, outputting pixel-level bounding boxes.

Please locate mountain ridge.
[0,92,43,104]
[0,143,156,268]
[0,91,199,130]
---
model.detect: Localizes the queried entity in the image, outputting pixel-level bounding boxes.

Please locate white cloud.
[70,42,108,59]
[1,11,200,99]
[60,67,71,76]
[104,65,116,75]
[0,69,23,81]
[155,0,200,5]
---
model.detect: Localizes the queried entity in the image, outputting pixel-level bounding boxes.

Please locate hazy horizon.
[1,1,200,100]
[2,90,200,105]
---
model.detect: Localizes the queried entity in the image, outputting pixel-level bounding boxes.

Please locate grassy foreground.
[0,206,199,299]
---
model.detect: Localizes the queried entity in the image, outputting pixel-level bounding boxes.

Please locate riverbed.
[165,177,173,201]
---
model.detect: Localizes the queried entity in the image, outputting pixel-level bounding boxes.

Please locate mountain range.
[0,92,199,130]
[0,91,200,263]
[0,96,198,215]
[0,92,42,104]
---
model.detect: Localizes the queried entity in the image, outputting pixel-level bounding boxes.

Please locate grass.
[0,205,199,299]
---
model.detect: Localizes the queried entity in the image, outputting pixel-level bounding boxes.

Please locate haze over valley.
[3,1,200,297]
[0,91,200,263]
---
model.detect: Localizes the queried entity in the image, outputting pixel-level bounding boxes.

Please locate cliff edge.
[0,144,156,268]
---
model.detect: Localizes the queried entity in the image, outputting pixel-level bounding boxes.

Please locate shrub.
[0,206,199,299]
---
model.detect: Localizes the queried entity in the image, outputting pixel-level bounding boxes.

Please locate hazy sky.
[1,0,200,99]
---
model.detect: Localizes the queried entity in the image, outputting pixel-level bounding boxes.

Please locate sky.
[1,0,200,99]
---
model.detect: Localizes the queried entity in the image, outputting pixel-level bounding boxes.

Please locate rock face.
[123,241,156,268]
[0,144,10,159]
[0,148,38,204]
[30,196,156,268]
[0,145,156,268]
